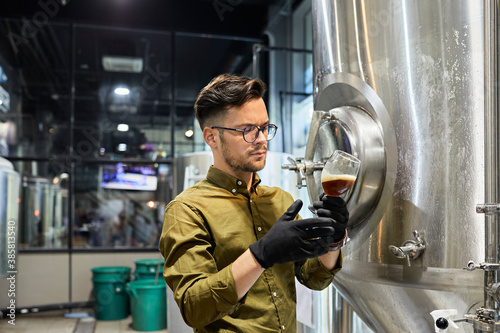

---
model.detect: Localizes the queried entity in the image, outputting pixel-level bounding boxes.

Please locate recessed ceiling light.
[114,87,130,95]
[117,124,129,132]
[185,129,194,138]
[103,56,143,73]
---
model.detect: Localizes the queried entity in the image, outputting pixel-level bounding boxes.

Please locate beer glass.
[308,150,360,215]
[321,150,361,197]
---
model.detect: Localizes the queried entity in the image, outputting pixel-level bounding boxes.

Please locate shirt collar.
[206,166,261,195]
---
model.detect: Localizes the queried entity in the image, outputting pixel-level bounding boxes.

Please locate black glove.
[311,193,349,243]
[249,199,335,268]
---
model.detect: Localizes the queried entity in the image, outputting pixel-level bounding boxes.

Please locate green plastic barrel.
[126,279,167,331]
[91,266,131,321]
[133,258,164,280]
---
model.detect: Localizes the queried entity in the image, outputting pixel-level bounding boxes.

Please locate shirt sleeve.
[158,200,244,328]
[295,252,343,290]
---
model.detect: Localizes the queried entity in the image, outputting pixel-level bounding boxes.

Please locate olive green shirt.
[159,166,342,332]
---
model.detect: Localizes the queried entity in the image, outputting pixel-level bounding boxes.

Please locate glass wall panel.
[73,26,173,161]
[175,33,259,154]
[0,20,71,158]
[68,26,173,249]
[0,20,262,251]
[73,161,169,249]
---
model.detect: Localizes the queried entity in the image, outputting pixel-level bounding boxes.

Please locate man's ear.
[203,127,218,148]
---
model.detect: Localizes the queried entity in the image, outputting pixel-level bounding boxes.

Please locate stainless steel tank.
[19,175,63,248]
[295,0,498,332]
[0,157,20,278]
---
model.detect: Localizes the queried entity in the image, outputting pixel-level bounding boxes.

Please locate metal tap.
[281,157,324,189]
[388,231,425,266]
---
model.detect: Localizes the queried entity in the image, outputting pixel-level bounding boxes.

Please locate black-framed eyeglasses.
[211,124,278,143]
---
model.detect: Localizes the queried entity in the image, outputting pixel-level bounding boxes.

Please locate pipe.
[252,44,312,78]
[483,0,499,317]
[170,32,177,158]
[279,91,312,152]
[0,301,94,318]
[68,23,76,304]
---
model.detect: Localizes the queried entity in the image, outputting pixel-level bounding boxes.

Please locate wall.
[0,251,160,309]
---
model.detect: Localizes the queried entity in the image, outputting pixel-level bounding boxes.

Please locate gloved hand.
[311,193,349,243]
[249,199,335,269]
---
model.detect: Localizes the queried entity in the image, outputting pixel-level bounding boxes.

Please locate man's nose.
[253,129,267,144]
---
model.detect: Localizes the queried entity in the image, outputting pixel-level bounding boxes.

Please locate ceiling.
[0,0,295,157]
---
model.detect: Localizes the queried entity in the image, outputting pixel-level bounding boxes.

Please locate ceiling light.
[117,124,129,132]
[114,87,130,96]
[102,56,143,73]
[185,129,194,138]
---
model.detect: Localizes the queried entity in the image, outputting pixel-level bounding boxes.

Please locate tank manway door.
[283,106,386,229]
[283,74,397,234]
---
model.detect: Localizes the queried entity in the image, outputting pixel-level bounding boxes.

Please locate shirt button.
[249,199,252,203]
[282,325,285,330]
[273,292,277,297]
[257,227,262,231]
[231,189,236,193]
[237,181,242,185]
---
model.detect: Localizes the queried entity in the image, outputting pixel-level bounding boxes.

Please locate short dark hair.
[194,74,267,130]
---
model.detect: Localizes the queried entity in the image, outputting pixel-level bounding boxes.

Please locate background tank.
[304,1,494,332]
[0,157,20,278]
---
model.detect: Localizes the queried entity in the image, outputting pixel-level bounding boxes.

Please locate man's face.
[217,98,269,175]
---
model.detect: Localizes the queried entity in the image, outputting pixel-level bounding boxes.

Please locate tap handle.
[282,157,306,189]
[435,317,449,330]
[389,232,425,267]
[430,309,459,332]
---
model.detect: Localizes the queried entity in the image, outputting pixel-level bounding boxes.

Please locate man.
[159,74,349,332]
[130,202,156,247]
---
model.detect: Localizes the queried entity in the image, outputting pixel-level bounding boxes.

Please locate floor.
[0,308,168,333]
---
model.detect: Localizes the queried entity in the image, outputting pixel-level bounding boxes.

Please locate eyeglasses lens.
[243,125,276,143]
[267,126,276,140]
[243,126,258,142]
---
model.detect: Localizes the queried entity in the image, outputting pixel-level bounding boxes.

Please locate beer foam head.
[321,174,357,182]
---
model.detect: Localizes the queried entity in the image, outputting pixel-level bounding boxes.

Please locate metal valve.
[476,203,500,214]
[281,157,324,189]
[465,261,500,272]
[388,230,426,266]
[282,157,306,188]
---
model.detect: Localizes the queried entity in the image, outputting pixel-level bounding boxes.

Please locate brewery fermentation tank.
[0,157,20,278]
[291,0,498,332]
[19,175,65,248]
